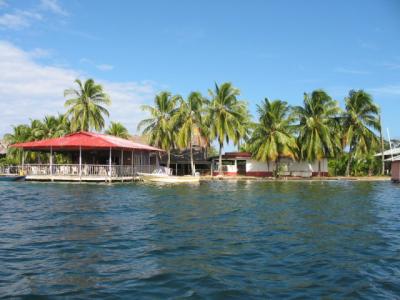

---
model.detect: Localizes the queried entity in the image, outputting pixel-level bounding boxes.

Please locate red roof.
[11,131,163,152]
[223,152,252,158]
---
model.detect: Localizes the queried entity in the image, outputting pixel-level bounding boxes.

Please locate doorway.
[237,160,247,175]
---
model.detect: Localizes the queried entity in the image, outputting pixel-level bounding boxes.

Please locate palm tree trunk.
[167,150,171,169]
[318,160,321,177]
[275,158,279,178]
[190,142,196,176]
[345,150,353,177]
[379,115,385,175]
[219,142,223,175]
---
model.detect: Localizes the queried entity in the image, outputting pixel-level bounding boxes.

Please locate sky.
[0,0,399,146]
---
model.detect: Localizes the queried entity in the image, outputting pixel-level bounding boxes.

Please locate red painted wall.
[392,161,400,182]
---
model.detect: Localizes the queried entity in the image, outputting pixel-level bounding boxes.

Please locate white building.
[211,152,328,177]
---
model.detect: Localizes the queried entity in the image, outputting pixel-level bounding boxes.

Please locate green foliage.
[293,90,341,161]
[342,90,380,176]
[173,92,206,175]
[3,114,71,164]
[208,82,250,173]
[248,99,297,163]
[137,91,180,167]
[2,78,385,177]
[105,121,129,139]
[64,78,111,132]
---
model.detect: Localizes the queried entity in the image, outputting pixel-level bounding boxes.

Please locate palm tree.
[40,114,70,139]
[137,91,179,168]
[293,90,341,176]
[105,121,129,139]
[64,79,111,132]
[249,99,297,176]
[3,124,32,164]
[174,92,205,175]
[342,90,380,176]
[208,82,249,175]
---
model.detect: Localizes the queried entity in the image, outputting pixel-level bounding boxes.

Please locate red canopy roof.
[11,131,163,152]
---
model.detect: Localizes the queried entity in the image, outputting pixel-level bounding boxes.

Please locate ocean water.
[0,180,400,299]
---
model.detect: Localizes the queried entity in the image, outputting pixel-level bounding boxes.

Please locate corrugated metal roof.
[375,148,400,157]
[11,131,164,152]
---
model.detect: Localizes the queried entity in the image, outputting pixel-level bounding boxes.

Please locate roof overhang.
[11,131,164,152]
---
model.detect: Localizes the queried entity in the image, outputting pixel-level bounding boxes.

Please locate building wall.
[212,157,328,177]
[392,161,400,182]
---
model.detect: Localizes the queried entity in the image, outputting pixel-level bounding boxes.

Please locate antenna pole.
[387,128,394,160]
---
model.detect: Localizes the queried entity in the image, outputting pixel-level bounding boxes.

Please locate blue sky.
[0,0,399,144]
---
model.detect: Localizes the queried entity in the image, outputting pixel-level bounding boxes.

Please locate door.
[237,160,247,175]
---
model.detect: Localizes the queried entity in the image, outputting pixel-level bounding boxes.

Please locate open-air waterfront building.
[9,131,163,182]
[210,152,329,177]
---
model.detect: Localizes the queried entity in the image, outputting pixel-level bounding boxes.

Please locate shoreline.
[201,175,391,182]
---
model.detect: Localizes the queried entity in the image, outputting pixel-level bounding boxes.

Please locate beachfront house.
[211,152,328,177]
[9,131,163,182]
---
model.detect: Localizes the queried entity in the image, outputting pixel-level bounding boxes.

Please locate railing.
[0,164,158,178]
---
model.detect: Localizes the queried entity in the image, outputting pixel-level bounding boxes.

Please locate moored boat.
[0,175,26,181]
[137,167,200,183]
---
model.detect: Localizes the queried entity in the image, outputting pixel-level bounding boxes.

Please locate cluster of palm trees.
[3,79,127,164]
[250,90,382,176]
[138,82,251,176]
[139,85,383,177]
[2,77,383,177]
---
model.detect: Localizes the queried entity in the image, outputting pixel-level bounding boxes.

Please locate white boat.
[137,167,200,183]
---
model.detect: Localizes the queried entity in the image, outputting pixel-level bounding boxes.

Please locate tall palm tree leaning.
[174,92,205,176]
[64,79,111,132]
[105,121,129,139]
[208,82,249,175]
[342,90,380,176]
[248,99,297,177]
[293,90,341,176]
[137,91,179,168]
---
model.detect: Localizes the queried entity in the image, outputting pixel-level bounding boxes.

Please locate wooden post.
[121,149,124,182]
[131,150,134,177]
[79,146,82,182]
[50,146,53,181]
[109,147,112,182]
[21,149,24,175]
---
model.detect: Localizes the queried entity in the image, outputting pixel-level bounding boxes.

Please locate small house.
[210,152,328,177]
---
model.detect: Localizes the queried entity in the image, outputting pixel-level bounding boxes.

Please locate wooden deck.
[1,164,156,182]
[25,175,141,182]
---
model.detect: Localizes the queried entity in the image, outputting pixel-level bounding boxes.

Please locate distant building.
[160,146,211,175]
[159,128,212,175]
[375,147,400,175]
[210,152,328,177]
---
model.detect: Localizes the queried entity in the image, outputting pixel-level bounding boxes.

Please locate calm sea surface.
[0,181,400,299]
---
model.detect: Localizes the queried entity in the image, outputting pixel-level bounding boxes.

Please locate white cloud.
[370,85,400,96]
[0,41,159,136]
[40,0,67,16]
[80,58,114,71]
[334,67,370,75]
[0,10,42,29]
[96,64,114,71]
